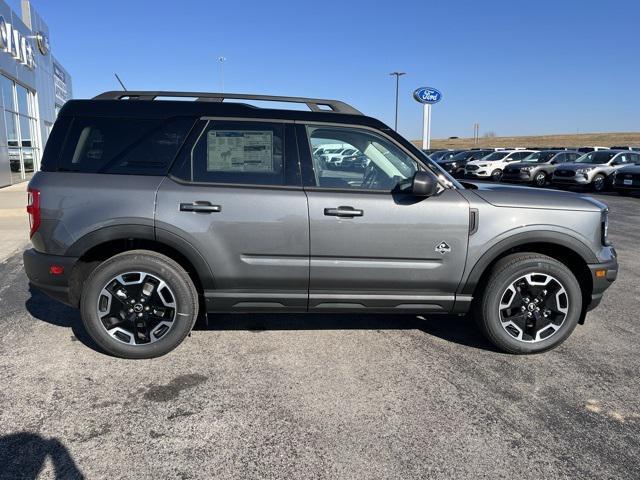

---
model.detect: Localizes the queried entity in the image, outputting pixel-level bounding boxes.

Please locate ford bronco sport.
[23,91,618,359]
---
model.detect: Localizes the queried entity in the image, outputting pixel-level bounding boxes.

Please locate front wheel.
[476,253,582,354]
[592,174,606,192]
[490,169,503,182]
[80,250,199,359]
[533,171,547,187]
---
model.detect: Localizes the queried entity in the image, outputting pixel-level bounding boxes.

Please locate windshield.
[482,151,509,161]
[430,150,451,161]
[523,151,557,163]
[575,151,617,164]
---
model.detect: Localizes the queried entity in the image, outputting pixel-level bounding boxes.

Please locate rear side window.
[190,121,298,186]
[58,117,194,175]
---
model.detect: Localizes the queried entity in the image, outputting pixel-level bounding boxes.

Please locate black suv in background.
[437,149,494,178]
[612,152,640,195]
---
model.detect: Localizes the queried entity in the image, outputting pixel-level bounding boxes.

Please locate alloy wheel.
[96,271,177,345]
[534,172,546,186]
[593,176,605,191]
[498,273,569,343]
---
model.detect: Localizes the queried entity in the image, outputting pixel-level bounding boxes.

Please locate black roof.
[59,91,390,130]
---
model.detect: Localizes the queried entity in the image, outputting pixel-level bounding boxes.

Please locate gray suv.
[552,150,633,192]
[23,91,618,358]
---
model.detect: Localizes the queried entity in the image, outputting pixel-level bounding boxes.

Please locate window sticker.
[207,130,274,172]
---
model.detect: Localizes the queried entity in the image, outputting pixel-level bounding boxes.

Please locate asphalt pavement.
[0,190,638,480]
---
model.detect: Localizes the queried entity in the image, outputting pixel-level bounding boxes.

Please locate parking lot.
[0,190,638,480]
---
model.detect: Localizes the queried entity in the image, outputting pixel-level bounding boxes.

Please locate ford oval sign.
[413,87,442,104]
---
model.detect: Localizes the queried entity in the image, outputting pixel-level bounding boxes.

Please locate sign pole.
[414,86,441,150]
[422,103,432,150]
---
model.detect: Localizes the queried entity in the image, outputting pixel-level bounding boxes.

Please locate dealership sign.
[0,16,36,69]
[413,87,442,105]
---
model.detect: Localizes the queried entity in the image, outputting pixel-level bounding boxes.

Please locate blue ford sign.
[413,87,442,104]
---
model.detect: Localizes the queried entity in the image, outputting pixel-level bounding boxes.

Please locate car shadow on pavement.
[25,285,497,353]
[25,285,103,354]
[197,312,498,352]
[0,432,84,479]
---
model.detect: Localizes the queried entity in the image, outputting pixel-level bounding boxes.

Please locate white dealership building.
[0,0,72,187]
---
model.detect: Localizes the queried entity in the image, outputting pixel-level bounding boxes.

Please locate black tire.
[80,250,199,359]
[592,174,606,192]
[490,169,503,182]
[476,253,582,354]
[533,171,547,187]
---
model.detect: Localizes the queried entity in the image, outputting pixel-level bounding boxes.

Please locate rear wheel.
[80,250,199,359]
[476,253,582,354]
[592,174,606,192]
[533,171,547,187]
[490,169,503,182]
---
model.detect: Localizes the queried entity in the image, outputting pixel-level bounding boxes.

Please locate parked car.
[577,146,609,153]
[429,149,460,162]
[502,150,581,187]
[465,150,538,181]
[612,152,640,195]
[23,90,617,358]
[610,146,640,151]
[438,149,494,177]
[552,150,633,192]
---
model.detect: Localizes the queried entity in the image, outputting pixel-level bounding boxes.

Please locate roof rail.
[92,91,363,115]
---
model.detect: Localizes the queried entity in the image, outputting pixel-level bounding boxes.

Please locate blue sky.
[16,0,640,140]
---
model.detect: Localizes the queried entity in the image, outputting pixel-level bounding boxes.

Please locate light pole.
[389,72,406,131]
[218,56,227,92]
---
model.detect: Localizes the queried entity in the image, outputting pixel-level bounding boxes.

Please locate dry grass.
[411,132,640,150]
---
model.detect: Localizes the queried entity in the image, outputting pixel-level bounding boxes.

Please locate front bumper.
[502,172,532,183]
[586,255,618,311]
[552,175,590,186]
[23,249,78,307]
[465,170,490,178]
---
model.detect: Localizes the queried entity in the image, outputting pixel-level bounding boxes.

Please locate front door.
[156,120,309,311]
[298,124,470,313]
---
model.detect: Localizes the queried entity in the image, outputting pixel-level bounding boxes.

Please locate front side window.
[191,121,290,185]
[576,151,617,164]
[307,125,417,191]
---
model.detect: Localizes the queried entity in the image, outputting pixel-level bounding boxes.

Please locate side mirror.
[412,171,439,197]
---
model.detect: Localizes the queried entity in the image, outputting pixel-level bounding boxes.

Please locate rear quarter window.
[56,116,195,175]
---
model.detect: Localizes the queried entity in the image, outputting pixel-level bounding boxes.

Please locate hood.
[465,182,605,212]
[466,159,490,166]
[504,162,543,170]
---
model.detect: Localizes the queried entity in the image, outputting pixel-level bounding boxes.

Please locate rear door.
[298,123,470,313]
[156,119,309,312]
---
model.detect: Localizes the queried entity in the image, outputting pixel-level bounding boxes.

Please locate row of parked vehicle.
[425,146,640,195]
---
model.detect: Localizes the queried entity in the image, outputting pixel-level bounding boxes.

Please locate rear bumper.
[23,249,78,307]
[586,256,618,311]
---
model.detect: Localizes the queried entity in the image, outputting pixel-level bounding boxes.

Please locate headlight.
[520,166,533,172]
[478,164,488,168]
[448,162,457,168]
[601,209,610,245]
[576,167,593,175]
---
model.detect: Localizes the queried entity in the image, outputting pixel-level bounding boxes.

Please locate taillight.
[26,187,41,238]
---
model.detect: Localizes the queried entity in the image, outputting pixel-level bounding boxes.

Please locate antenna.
[114,73,128,91]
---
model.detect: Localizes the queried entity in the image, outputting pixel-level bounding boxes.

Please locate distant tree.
[484,131,497,138]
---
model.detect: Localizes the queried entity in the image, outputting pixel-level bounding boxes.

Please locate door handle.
[324,206,364,218]
[180,202,222,213]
